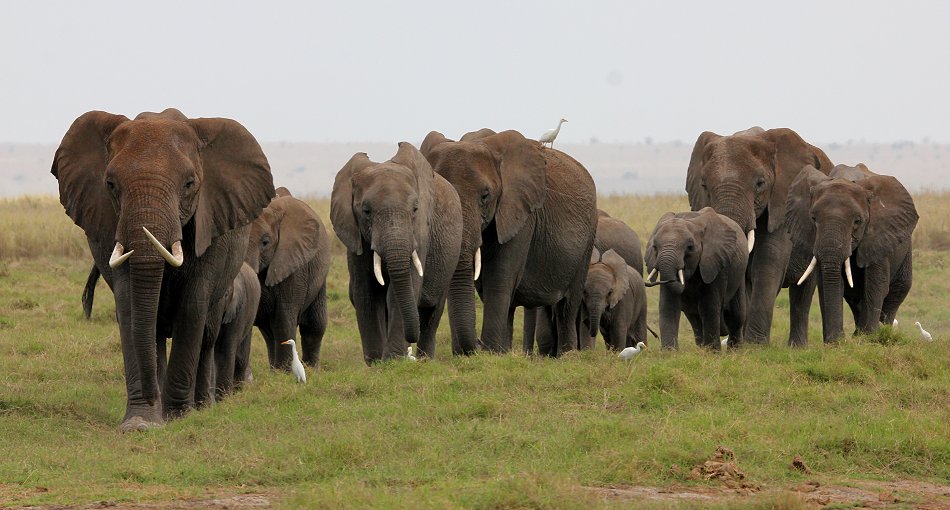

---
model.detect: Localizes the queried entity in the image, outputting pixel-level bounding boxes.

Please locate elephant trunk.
[709,186,756,250]
[448,239,479,355]
[587,299,605,339]
[128,253,165,407]
[376,226,420,346]
[818,260,845,342]
[656,250,685,294]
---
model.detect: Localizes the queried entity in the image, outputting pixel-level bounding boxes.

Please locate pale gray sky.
[2,1,948,144]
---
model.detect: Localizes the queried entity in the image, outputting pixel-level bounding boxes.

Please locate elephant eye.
[183,176,196,192]
[362,203,371,215]
[106,178,117,195]
[810,215,817,224]
[480,189,491,204]
[261,234,271,246]
[854,217,863,225]
[700,179,707,190]
[754,176,766,190]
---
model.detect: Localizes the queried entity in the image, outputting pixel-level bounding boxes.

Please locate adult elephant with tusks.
[785,164,918,343]
[686,127,833,346]
[331,142,462,362]
[52,109,274,432]
[421,129,597,357]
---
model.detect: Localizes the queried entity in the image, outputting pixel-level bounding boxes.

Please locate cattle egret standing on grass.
[914,322,933,341]
[539,118,568,148]
[281,339,307,383]
[892,318,898,328]
[407,345,417,361]
[721,337,728,349]
[618,342,646,360]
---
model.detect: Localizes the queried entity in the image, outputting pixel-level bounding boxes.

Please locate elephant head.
[51,109,274,406]
[330,142,435,344]
[645,208,743,293]
[584,248,638,340]
[247,190,325,287]
[785,165,918,340]
[685,127,833,250]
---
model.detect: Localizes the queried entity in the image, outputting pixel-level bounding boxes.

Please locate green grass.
[1,195,949,508]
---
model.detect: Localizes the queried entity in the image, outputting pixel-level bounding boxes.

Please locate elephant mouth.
[110,228,184,268]
[796,255,854,288]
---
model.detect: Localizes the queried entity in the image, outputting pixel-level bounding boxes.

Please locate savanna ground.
[1,194,949,509]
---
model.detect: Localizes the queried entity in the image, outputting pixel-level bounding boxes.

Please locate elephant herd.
[51,109,919,431]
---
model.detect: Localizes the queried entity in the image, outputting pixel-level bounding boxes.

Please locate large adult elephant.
[331,142,463,362]
[52,109,274,431]
[421,129,597,356]
[785,164,918,342]
[247,187,331,370]
[685,127,833,345]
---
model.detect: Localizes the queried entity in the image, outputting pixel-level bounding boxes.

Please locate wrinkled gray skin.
[581,248,648,351]
[523,209,643,353]
[421,129,597,357]
[247,187,331,370]
[216,263,261,398]
[331,143,463,362]
[686,127,833,346]
[785,165,918,343]
[52,109,274,431]
[646,208,748,349]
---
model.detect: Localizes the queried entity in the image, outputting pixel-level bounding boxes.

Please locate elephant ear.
[685,131,721,211]
[482,130,547,244]
[265,197,324,286]
[330,153,373,255]
[602,249,629,308]
[855,175,918,268]
[420,131,452,160]
[785,165,830,252]
[188,118,275,257]
[697,208,740,285]
[763,128,831,234]
[590,246,602,265]
[50,111,130,243]
[460,128,497,142]
[626,265,642,294]
[391,142,435,244]
[275,186,293,198]
[644,212,674,274]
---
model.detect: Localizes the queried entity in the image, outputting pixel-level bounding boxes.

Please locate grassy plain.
[1,194,949,509]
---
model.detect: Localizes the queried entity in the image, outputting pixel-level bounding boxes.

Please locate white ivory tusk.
[797,256,817,285]
[142,227,183,267]
[373,251,385,286]
[844,256,853,288]
[747,230,755,253]
[678,269,685,286]
[647,268,657,281]
[108,242,133,268]
[474,247,481,281]
[411,250,424,277]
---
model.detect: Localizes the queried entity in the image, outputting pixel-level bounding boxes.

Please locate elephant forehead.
[704,137,770,172]
[434,145,496,177]
[109,119,200,163]
[813,181,865,211]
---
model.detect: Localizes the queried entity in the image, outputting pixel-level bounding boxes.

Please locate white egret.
[618,342,646,360]
[280,339,307,383]
[407,345,417,361]
[721,337,728,349]
[914,322,933,341]
[539,118,568,148]
[892,318,898,328]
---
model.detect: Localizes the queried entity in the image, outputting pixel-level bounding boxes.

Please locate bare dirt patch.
[7,494,272,510]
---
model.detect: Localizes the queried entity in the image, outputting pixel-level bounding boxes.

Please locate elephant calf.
[785,164,918,343]
[247,187,331,370]
[646,208,748,349]
[215,262,261,397]
[582,248,649,351]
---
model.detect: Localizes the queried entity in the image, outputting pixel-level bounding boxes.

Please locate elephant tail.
[82,265,100,320]
[647,324,659,339]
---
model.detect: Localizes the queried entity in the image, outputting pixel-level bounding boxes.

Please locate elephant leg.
[724,286,746,348]
[299,286,328,367]
[699,294,723,350]
[234,329,253,386]
[744,231,791,344]
[522,307,538,355]
[213,322,240,399]
[631,310,647,348]
[194,328,219,408]
[256,322,278,368]
[534,307,556,356]
[269,307,299,371]
[658,287,683,349]
[858,264,890,334]
[787,277,815,347]
[417,297,446,359]
[607,319,627,352]
[684,308,703,347]
[881,254,912,325]
[164,310,210,419]
[157,336,168,384]
[479,279,517,353]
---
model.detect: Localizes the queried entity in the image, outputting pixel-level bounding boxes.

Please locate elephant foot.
[119,415,163,433]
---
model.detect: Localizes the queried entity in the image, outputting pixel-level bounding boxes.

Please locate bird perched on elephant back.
[331,142,463,363]
[246,187,331,370]
[645,208,748,349]
[421,128,597,357]
[685,127,834,346]
[52,108,274,432]
[785,164,918,343]
[582,248,649,351]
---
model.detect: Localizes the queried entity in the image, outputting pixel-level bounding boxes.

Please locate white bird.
[721,337,729,349]
[618,341,646,360]
[539,118,568,148]
[407,345,417,361]
[280,339,307,383]
[914,321,933,341]
[892,318,899,328]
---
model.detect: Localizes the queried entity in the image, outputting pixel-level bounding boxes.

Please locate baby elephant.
[582,248,649,351]
[646,207,748,349]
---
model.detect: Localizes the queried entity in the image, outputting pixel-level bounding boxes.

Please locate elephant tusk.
[678,269,685,286]
[747,230,755,253]
[647,268,657,282]
[474,247,481,281]
[373,251,385,286]
[797,256,817,285]
[844,256,854,288]
[411,250,424,277]
[142,227,184,267]
[108,242,134,268]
